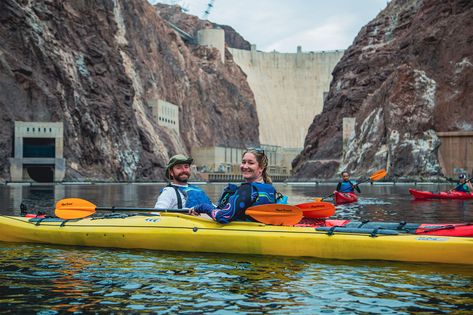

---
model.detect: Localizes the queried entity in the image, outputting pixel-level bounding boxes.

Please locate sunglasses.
[246,147,265,154]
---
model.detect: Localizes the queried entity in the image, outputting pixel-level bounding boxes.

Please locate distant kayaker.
[189,148,278,224]
[334,171,361,194]
[154,154,213,209]
[450,174,473,193]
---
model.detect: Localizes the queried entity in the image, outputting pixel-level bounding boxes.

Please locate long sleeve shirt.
[154,185,188,209]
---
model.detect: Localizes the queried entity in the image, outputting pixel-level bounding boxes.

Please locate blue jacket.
[166,184,213,209]
[336,180,361,193]
[454,183,470,193]
[194,182,276,224]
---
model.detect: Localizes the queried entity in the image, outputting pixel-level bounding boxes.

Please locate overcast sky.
[152,0,389,53]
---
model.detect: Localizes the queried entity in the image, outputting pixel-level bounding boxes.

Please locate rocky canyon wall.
[293,0,473,181]
[0,0,258,181]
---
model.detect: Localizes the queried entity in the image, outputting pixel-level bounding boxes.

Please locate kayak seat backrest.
[345,221,421,232]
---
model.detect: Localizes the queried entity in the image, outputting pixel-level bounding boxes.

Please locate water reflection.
[1,183,473,312]
[0,243,472,313]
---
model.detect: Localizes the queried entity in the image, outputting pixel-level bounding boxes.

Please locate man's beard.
[173,172,190,183]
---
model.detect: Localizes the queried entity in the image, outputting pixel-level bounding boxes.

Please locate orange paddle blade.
[314,197,323,202]
[246,204,302,226]
[296,202,336,218]
[55,198,97,219]
[370,169,387,181]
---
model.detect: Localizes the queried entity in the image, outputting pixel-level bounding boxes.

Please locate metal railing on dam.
[205,173,289,182]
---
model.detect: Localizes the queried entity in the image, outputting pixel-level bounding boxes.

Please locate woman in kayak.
[450,174,473,193]
[334,171,361,194]
[189,148,277,223]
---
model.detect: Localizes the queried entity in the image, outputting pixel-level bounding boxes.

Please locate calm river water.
[0,182,472,314]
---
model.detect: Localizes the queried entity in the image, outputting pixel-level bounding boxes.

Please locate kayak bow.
[334,192,358,205]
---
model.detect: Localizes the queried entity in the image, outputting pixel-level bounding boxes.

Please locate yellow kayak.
[1,214,472,265]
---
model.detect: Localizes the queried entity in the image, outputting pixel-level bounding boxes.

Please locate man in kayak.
[154,154,213,209]
[450,174,473,193]
[189,148,278,224]
[334,171,361,194]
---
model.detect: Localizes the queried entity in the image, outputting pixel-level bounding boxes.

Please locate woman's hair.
[242,148,272,184]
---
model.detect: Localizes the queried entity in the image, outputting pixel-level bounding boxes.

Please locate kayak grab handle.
[316,226,399,237]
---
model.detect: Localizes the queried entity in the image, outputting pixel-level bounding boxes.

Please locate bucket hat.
[165,154,193,179]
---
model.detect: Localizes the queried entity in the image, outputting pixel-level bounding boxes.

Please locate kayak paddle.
[245,204,302,226]
[295,202,335,218]
[55,198,303,226]
[54,198,189,220]
[315,169,387,202]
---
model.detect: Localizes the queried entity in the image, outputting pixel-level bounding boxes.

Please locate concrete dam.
[196,27,343,149]
[229,45,344,149]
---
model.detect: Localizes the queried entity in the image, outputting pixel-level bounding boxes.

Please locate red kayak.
[334,191,358,204]
[297,219,473,237]
[409,189,473,200]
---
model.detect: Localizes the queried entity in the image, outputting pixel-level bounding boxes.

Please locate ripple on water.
[0,244,472,313]
[1,183,472,313]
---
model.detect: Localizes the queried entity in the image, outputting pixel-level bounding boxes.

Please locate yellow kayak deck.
[1,214,472,265]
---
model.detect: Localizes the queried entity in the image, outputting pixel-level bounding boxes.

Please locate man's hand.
[188,207,200,216]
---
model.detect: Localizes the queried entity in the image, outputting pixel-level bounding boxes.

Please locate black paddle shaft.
[95,207,189,213]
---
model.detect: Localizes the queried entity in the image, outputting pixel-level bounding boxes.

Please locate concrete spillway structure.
[9,121,65,182]
[229,46,344,149]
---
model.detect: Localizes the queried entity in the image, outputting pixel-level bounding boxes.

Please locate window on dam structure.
[23,138,55,158]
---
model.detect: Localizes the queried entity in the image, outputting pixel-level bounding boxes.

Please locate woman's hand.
[190,204,215,215]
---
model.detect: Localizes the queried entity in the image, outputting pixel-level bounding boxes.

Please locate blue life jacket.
[338,180,358,193]
[217,182,277,208]
[252,182,277,206]
[216,182,278,222]
[455,183,470,193]
[167,184,213,209]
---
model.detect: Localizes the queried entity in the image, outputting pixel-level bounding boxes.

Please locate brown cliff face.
[0,0,258,181]
[293,0,473,180]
